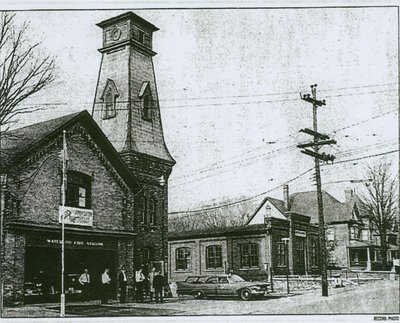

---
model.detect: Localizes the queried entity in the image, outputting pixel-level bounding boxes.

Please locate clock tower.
[92,12,175,271]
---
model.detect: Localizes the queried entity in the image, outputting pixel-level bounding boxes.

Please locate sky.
[8,6,399,212]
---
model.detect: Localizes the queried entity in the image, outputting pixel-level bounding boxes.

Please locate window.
[205,276,218,284]
[176,247,191,271]
[326,227,335,241]
[310,239,318,267]
[143,94,152,120]
[218,277,228,284]
[240,243,259,268]
[103,92,116,119]
[66,171,91,209]
[139,197,146,224]
[149,198,156,225]
[101,80,119,119]
[143,247,154,263]
[206,245,222,269]
[361,229,369,241]
[350,226,357,240]
[277,242,286,266]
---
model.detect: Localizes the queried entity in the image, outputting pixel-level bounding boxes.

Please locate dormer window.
[101,79,119,120]
[139,81,153,121]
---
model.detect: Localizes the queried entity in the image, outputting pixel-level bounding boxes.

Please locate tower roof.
[96,11,159,32]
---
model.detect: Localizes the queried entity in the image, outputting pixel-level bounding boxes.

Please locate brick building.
[0,111,139,305]
[91,12,175,272]
[168,185,320,283]
[0,12,174,306]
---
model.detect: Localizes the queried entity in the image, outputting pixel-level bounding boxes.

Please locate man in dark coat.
[153,271,164,303]
[118,267,128,303]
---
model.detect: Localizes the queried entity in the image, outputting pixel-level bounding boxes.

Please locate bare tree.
[360,160,398,269]
[0,12,55,129]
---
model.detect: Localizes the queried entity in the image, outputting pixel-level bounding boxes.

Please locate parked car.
[176,274,270,301]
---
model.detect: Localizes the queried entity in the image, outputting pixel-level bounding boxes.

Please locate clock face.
[111,27,122,41]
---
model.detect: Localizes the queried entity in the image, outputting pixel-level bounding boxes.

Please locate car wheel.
[194,291,205,299]
[239,289,252,301]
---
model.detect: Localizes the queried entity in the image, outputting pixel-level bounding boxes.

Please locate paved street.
[3,280,399,318]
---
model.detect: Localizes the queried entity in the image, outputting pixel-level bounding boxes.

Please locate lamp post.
[282,237,290,294]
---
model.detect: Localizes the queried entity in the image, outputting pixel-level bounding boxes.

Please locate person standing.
[101,268,111,304]
[78,268,91,301]
[118,267,128,303]
[153,271,164,303]
[134,265,145,303]
[148,267,156,302]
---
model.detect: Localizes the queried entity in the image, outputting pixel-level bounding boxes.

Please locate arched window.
[101,79,118,119]
[149,198,156,226]
[143,93,152,120]
[176,247,191,271]
[139,197,146,224]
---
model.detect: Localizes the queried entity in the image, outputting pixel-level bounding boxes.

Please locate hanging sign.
[59,206,93,227]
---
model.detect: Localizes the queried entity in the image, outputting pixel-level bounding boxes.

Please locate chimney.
[344,187,353,203]
[283,184,290,210]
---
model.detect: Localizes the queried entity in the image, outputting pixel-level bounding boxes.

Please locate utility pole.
[298,84,336,297]
[60,130,67,317]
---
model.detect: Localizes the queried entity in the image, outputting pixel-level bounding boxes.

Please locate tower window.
[143,94,152,120]
[101,79,119,119]
[103,92,116,119]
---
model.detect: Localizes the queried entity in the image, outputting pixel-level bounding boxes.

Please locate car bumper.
[250,290,268,296]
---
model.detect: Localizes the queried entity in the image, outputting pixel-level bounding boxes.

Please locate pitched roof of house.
[0,110,140,192]
[289,190,350,224]
[245,196,287,225]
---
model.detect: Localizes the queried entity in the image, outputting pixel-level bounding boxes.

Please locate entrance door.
[294,237,306,274]
[25,247,117,302]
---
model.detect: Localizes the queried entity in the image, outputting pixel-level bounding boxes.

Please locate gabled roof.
[245,196,287,225]
[0,111,140,193]
[289,190,349,224]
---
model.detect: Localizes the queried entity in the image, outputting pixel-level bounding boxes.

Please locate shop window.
[240,243,259,268]
[310,239,318,267]
[149,198,156,225]
[176,247,191,271]
[277,242,286,266]
[206,245,222,269]
[139,197,146,224]
[66,171,91,209]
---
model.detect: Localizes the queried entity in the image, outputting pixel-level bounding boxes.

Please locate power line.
[13,85,398,110]
[170,167,314,215]
[170,148,398,214]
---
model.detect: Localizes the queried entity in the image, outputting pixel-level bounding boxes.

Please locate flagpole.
[60,130,67,317]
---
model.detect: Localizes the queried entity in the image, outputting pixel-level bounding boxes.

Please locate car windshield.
[228,275,245,283]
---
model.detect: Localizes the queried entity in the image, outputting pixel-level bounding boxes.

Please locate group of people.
[77,265,165,304]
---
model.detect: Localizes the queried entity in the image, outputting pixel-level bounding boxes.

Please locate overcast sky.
[10,7,398,212]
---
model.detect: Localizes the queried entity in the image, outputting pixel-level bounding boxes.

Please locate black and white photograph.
[0,1,399,321]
